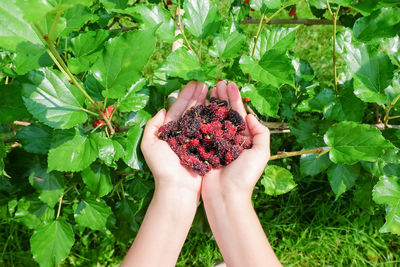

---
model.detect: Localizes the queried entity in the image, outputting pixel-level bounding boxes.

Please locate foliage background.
[0,0,400,266]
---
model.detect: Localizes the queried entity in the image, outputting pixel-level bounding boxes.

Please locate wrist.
[152,185,199,215]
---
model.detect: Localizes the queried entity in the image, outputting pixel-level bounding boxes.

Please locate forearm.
[203,192,281,267]
[122,186,198,267]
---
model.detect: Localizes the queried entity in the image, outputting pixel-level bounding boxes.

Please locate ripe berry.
[92,119,105,128]
[289,6,296,17]
[158,97,252,175]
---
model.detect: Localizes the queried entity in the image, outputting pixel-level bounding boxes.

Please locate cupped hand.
[202,81,271,200]
[141,81,208,195]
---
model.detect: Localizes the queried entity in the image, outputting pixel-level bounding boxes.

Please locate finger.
[210,87,217,98]
[227,82,247,119]
[142,109,167,144]
[186,82,207,110]
[216,80,228,101]
[246,114,270,154]
[165,81,197,122]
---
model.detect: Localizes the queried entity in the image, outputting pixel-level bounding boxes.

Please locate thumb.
[143,109,167,143]
[246,114,270,153]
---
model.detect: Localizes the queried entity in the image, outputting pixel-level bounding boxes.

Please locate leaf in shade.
[327,163,360,197]
[0,84,30,123]
[122,125,144,170]
[81,162,113,197]
[16,123,52,154]
[300,153,332,176]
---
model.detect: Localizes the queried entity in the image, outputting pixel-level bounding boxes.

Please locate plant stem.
[177,0,194,51]
[56,195,63,219]
[34,24,115,135]
[80,107,99,116]
[251,13,266,57]
[48,11,62,42]
[327,1,340,92]
[388,115,400,120]
[384,92,400,125]
[270,147,326,160]
[240,18,341,26]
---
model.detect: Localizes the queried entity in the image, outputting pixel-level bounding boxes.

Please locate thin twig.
[384,91,400,125]
[240,18,341,26]
[270,147,328,160]
[13,121,31,126]
[176,0,194,51]
[56,195,63,219]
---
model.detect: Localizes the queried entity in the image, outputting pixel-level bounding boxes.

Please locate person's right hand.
[141,81,208,196]
[201,81,271,201]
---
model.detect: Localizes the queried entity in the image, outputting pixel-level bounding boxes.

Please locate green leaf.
[22,68,88,129]
[240,84,281,118]
[183,0,221,39]
[372,176,400,235]
[240,50,294,87]
[74,198,113,231]
[353,8,400,42]
[343,40,394,104]
[0,0,43,51]
[311,87,365,122]
[62,5,93,36]
[14,197,54,229]
[251,0,283,11]
[92,134,125,166]
[327,163,360,197]
[251,27,298,60]
[48,128,98,172]
[290,119,326,148]
[28,164,64,208]
[30,220,74,267]
[100,0,128,11]
[122,125,144,170]
[16,123,52,154]
[300,153,331,176]
[158,48,206,81]
[0,84,30,123]
[81,163,112,197]
[210,21,245,59]
[118,78,149,112]
[92,28,156,98]
[69,30,109,74]
[324,121,394,164]
[261,165,296,196]
[135,4,174,42]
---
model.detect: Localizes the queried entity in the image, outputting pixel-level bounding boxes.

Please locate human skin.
[201,81,282,267]
[122,81,281,267]
[121,81,208,267]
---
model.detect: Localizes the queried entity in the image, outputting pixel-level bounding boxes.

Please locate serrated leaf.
[14,197,54,229]
[30,220,74,267]
[300,153,331,176]
[324,121,393,164]
[0,84,30,123]
[16,123,52,154]
[251,0,283,12]
[327,163,360,197]
[251,27,298,60]
[28,164,64,208]
[372,176,400,235]
[158,48,206,81]
[118,78,149,112]
[241,84,281,117]
[22,68,88,129]
[100,0,128,11]
[69,30,108,74]
[353,8,400,42]
[62,5,93,36]
[343,38,394,104]
[122,125,144,170]
[74,198,113,231]
[183,0,221,39]
[48,128,98,172]
[210,21,245,59]
[311,87,365,122]
[92,28,156,98]
[135,4,174,42]
[261,165,296,196]
[81,163,112,197]
[240,50,294,87]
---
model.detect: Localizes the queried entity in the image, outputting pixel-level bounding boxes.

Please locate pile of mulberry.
[158,97,252,176]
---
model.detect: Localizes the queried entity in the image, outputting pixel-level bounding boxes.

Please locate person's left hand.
[140,81,208,197]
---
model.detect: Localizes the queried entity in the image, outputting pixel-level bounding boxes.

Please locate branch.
[110,26,138,32]
[270,147,329,160]
[240,18,341,26]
